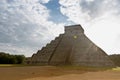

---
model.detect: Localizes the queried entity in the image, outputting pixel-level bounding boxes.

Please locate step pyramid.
[30,25,115,67]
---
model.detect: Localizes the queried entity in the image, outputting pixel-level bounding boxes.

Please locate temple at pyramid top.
[65,24,84,33]
[29,24,115,67]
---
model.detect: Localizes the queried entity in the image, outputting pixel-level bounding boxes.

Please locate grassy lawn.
[0,64,26,67]
[56,65,113,71]
[112,67,120,71]
[0,64,16,67]
[0,64,48,67]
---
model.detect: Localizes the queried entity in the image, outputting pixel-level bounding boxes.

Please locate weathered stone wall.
[30,24,115,67]
[49,25,86,65]
[68,34,114,67]
[49,25,115,67]
[30,34,63,65]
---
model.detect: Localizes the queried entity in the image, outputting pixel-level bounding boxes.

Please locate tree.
[109,54,120,66]
[0,52,25,64]
[15,55,25,64]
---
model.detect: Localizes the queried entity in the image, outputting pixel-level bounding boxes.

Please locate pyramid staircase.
[30,25,115,67]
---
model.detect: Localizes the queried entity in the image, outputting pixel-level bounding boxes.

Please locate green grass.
[0,64,48,67]
[0,64,15,67]
[0,64,27,67]
[112,67,120,71]
[56,65,112,71]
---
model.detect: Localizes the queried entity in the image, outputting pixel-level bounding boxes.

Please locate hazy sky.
[0,0,120,57]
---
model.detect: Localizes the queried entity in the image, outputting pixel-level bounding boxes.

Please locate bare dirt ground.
[0,66,120,80]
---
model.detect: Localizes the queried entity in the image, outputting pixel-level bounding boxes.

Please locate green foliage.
[0,52,25,64]
[109,54,120,66]
[15,55,25,64]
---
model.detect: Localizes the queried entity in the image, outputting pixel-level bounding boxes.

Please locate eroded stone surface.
[30,25,115,67]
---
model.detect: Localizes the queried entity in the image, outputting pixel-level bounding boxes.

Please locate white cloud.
[1,0,120,57]
[59,0,90,25]
[59,0,120,24]
[0,0,64,57]
[85,14,120,53]
[85,0,94,2]
[39,0,50,4]
[0,43,35,57]
[59,0,120,54]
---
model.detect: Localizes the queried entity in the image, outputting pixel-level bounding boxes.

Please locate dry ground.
[0,66,120,80]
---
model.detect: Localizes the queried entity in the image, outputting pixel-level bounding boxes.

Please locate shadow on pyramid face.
[28,24,116,68]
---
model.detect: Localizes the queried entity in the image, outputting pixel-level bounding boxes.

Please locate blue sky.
[45,0,68,23]
[0,0,120,57]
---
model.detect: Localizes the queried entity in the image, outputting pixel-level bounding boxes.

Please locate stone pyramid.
[30,25,115,67]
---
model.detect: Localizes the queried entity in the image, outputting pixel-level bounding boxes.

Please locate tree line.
[109,54,120,67]
[0,52,25,64]
[0,52,120,66]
